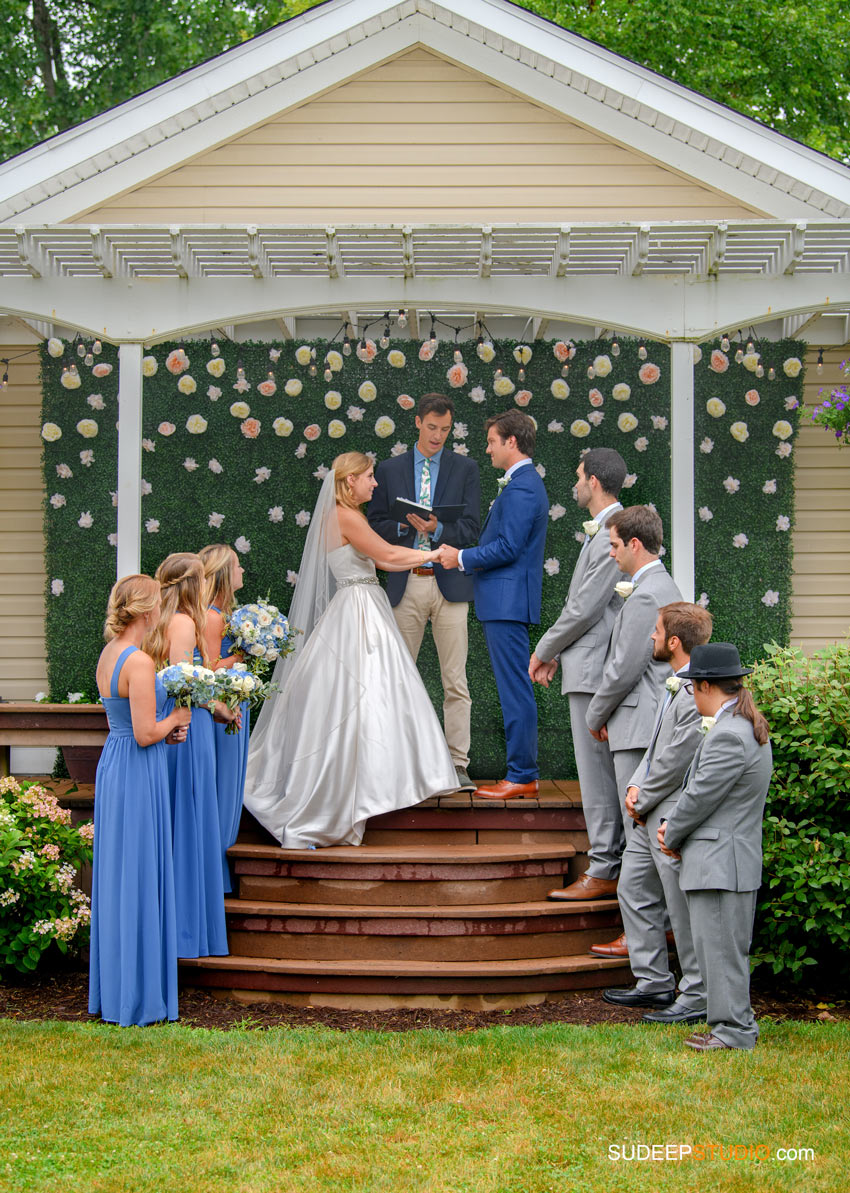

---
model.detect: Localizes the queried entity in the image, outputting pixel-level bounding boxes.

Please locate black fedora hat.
[679,642,752,680]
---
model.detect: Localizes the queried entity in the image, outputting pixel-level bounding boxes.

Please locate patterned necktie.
[416,457,432,550]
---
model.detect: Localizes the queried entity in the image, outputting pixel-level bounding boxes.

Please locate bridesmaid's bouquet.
[157,661,219,708]
[213,665,269,734]
[226,597,297,676]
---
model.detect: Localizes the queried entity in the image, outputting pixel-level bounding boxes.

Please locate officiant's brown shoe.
[590,932,629,958]
[547,874,618,901]
[474,779,539,800]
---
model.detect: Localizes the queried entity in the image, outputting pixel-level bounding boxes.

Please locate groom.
[439,410,549,799]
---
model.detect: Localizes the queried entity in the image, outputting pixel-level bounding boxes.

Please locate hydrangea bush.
[0,777,93,974]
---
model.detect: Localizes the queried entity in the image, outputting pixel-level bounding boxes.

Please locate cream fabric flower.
[476,341,496,363]
[186,414,208,434]
[706,398,726,418]
[617,413,638,433]
[359,380,377,402]
[295,345,313,367]
[230,401,250,419]
[324,391,342,409]
[772,420,793,440]
[178,376,197,395]
[570,419,591,438]
[614,581,634,599]
[76,419,98,438]
[273,417,293,437]
[513,345,533,365]
[387,350,406,369]
[494,377,515,397]
[592,354,612,377]
[582,520,599,537]
[730,421,749,442]
[206,358,226,377]
[142,355,158,377]
[375,416,395,438]
[550,379,569,400]
[285,379,303,397]
[612,383,631,402]
[328,420,346,438]
[783,357,802,378]
[41,423,62,442]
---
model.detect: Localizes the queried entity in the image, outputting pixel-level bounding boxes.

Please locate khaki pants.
[393,573,471,769]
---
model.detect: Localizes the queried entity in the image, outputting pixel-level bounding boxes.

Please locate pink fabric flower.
[589,389,604,408]
[158,422,176,437]
[240,418,261,439]
[397,395,415,410]
[446,363,468,388]
[710,350,729,373]
[639,363,661,385]
[745,389,760,406]
[514,390,532,407]
[304,424,321,441]
[553,341,575,363]
[92,363,112,378]
[165,349,189,375]
[257,380,277,397]
[418,341,435,362]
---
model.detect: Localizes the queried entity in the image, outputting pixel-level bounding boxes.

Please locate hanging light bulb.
[380,316,391,350]
[454,346,463,364]
[342,335,352,356]
[429,322,437,347]
[92,339,102,355]
[734,344,744,365]
[746,337,754,355]
[768,365,776,381]
[76,339,86,358]
[308,360,318,378]
[211,341,220,357]
[398,308,407,329]
[817,348,824,374]
[69,363,79,380]
[324,363,333,382]
[518,366,526,382]
[84,351,94,367]
[494,366,503,380]
[638,341,648,361]
[1,361,8,388]
[756,363,764,378]
[561,364,569,378]
[587,365,595,379]
[267,370,275,382]
[720,333,730,352]
[237,360,245,381]
[611,336,620,357]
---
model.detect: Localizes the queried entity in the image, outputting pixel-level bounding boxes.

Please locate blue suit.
[368,449,481,605]
[461,461,549,782]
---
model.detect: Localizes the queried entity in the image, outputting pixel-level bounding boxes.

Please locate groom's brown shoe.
[474,779,539,800]
[547,874,618,901]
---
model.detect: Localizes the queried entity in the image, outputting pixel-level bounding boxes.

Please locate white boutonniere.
[700,716,716,734]
[497,475,510,492]
[614,580,634,599]
[665,676,681,694]
[582,519,599,537]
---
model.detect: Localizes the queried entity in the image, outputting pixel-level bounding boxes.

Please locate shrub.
[0,777,93,974]
[749,642,850,983]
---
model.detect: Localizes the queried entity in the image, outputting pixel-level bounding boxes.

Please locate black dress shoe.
[641,1006,707,1025]
[602,985,675,1008]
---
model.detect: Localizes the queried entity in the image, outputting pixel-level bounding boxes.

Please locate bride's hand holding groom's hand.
[437,544,460,570]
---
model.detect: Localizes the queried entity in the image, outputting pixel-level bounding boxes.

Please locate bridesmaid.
[89,574,191,1026]
[145,552,234,958]
[199,543,248,893]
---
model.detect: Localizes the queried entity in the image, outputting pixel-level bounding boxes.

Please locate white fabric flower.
[547,420,564,433]
[208,512,225,528]
[67,692,84,703]
[328,420,346,438]
[730,421,749,443]
[706,398,726,418]
[76,419,98,438]
[233,377,251,394]
[544,558,560,576]
[535,463,546,479]
[60,371,81,390]
[617,413,638,433]
[570,419,591,438]
[253,467,271,484]
[273,417,294,437]
[776,442,792,458]
[207,385,221,401]
[295,345,313,367]
[477,341,496,363]
[47,338,64,358]
[268,506,284,523]
[587,411,604,427]
[326,350,343,373]
[286,570,298,586]
[347,406,365,422]
[50,494,66,509]
[284,379,302,397]
[145,518,160,533]
[230,401,250,419]
[470,386,486,403]
[742,352,760,372]
[723,476,740,494]
[87,394,105,411]
[762,590,780,607]
[178,376,197,395]
[651,415,668,431]
[612,383,631,402]
[295,510,311,528]
[180,458,197,472]
[732,533,749,549]
[142,355,158,377]
[269,347,281,363]
[208,458,223,474]
[186,414,208,434]
[783,357,802,378]
[776,515,791,531]
[700,437,714,454]
[549,504,566,521]
[107,533,117,547]
[77,511,93,529]
[622,473,637,489]
[140,479,152,496]
[453,422,468,440]
[592,354,612,377]
[110,491,118,507]
[359,381,377,403]
[51,579,64,596]
[697,592,710,608]
[453,443,469,455]
[785,395,799,411]
[79,450,94,466]
[142,438,155,453]
[550,379,569,400]
[234,536,251,554]
[56,463,72,478]
[513,345,533,365]
[763,479,777,494]
[614,581,634,599]
[391,442,408,457]
[387,350,406,369]
[666,676,681,694]
[295,443,307,459]
[634,437,648,452]
[494,377,515,397]
[375,416,395,438]
[206,358,226,378]
[773,420,793,441]
[698,507,713,522]
[324,391,342,409]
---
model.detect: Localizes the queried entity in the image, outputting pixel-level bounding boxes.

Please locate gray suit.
[534,504,625,880]
[617,678,706,1006]
[586,562,683,833]
[665,710,773,1049]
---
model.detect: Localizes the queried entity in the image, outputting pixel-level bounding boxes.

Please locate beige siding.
[790,347,850,652]
[78,48,761,224]
[0,348,48,697]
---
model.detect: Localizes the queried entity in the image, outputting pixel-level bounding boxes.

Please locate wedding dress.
[244,476,458,849]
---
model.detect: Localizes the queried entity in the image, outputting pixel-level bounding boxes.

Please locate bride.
[244,451,460,848]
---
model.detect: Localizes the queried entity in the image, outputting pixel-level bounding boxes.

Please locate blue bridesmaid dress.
[88,645,178,1026]
[210,605,250,894]
[166,649,228,957]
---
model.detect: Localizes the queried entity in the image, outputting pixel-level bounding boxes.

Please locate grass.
[0,1018,847,1193]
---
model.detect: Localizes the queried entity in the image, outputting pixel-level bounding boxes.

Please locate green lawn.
[0,1019,846,1193]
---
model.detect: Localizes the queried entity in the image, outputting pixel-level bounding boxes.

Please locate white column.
[670,341,695,602]
[116,343,144,579]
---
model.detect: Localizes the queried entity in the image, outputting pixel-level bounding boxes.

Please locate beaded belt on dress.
[337,576,380,588]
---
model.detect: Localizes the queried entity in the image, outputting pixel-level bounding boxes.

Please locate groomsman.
[369,394,481,788]
[529,447,627,899]
[659,643,773,1051]
[439,410,549,799]
[601,602,713,1020]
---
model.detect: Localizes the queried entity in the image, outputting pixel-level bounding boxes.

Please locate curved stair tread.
[223,897,619,918]
[228,842,576,864]
[179,953,626,976]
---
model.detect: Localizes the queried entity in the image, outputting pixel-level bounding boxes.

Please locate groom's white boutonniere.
[614,580,634,599]
[582,519,599,537]
[665,676,681,695]
[497,475,510,492]
[700,715,716,734]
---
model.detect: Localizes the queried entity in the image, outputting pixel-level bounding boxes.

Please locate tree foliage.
[2,0,849,163]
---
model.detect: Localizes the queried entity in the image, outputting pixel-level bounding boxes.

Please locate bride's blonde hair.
[333,451,372,509]
[198,543,238,613]
[143,552,209,669]
[103,574,159,641]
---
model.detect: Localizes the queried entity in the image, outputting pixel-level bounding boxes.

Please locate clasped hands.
[528,650,558,688]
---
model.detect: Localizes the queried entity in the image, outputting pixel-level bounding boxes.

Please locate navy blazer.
[461,462,549,625]
[368,448,481,606]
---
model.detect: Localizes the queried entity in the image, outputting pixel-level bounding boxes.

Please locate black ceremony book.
[391,497,465,524]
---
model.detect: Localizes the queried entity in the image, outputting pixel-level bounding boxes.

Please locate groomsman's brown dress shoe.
[684,1032,735,1051]
[590,932,629,957]
[474,779,539,800]
[547,873,618,901]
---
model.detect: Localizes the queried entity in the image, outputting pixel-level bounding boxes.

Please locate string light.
[518,366,526,382]
[379,314,391,351]
[587,365,595,379]
[611,335,620,357]
[342,333,352,356]
[84,350,93,367]
[817,348,824,375]
[755,363,764,378]
[76,338,86,358]
[211,341,220,357]
[237,360,245,381]
[561,364,569,377]
[746,336,754,355]
[1,359,8,388]
[720,333,730,352]
[429,316,437,348]
[734,331,744,365]
[768,365,776,381]
[638,340,647,360]
[92,339,102,356]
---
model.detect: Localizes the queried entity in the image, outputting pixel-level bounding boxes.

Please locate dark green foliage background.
[40,335,799,777]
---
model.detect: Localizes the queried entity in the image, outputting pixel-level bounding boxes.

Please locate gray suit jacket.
[585,563,682,751]
[631,678,703,825]
[534,503,625,695]
[664,712,773,892]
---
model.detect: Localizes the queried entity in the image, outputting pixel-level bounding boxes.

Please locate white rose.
[612,383,631,402]
[324,391,342,409]
[186,414,208,434]
[592,354,612,377]
[328,420,346,438]
[230,401,250,419]
[783,357,802,378]
[550,379,569,400]
[706,398,726,418]
[273,417,294,437]
[617,412,638,433]
[76,419,99,438]
[206,358,226,378]
[375,416,395,439]
[614,581,634,599]
[284,379,303,397]
[295,345,313,366]
[47,338,64,358]
[41,423,62,442]
[494,377,515,397]
[570,419,591,438]
[359,381,377,403]
[387,350,406,368]
[730,421,749,443]
[142,356,158,377]
[772,421,793,441]
[178,375,197,395]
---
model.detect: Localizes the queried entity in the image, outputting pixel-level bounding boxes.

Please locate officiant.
[368,393,481,789]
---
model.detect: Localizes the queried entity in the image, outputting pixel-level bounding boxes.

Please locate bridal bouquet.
[157,661,219,708]
[226,597,297,675]
[214,664,269,734]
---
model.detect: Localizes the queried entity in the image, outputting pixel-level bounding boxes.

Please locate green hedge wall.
[39,334,801,778]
